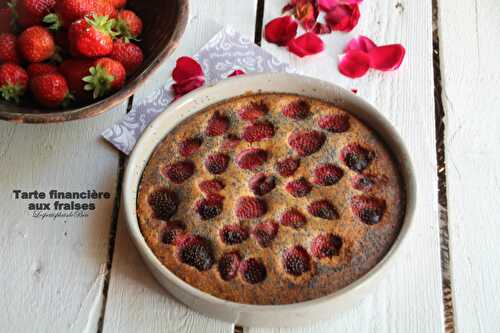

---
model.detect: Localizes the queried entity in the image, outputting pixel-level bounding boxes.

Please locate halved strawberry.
[205,111,229,136]
[288,130,326,157]
[242,121,275,143]
[164,160,195,184]
[249,173,276,196]
[340,143,374,173]
[179,136,203,157]
[279,208,306,228]
[251,220,279,248]
[313,163,344,186]
[285,177,312,198]
[311,233,343,259]
[236,148,268,170]
[218,251,241,281]
[318,114,350,133]
[238,101,268,121]
[235,196,267,219]
[194,193,224,220]
[148,188,178,220]
[239,258,267,284]
[219,224,249,245]
[307,200,338,220]
[282,100,310,120]
[276,157,300,177]
[176,234,214,271]
[350,195,386,225]
[282,246,311,276]
[161,220,186,245]
[204,152,229,175]
[198,179,225,194]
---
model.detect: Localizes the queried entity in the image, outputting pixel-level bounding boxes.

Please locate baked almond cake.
[137,93,405,305]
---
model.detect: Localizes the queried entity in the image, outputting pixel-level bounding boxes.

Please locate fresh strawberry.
[251,220,279,248]
[59,59,94,101]
[307,200,339,220]
[163,160,195,184]
[175,234,214,271]
[218,252,241,281]
[313,163,344,186]
[110,0,126,8]
[43,0,98,30]
[311,233,342,259]
[288,130,326,157]
[194,193,224,220]
[95,0,116,18]
[161,220,186,245]
[198,179,225,194]
[0,33,19,63]
[350,195,386,225]
[110,38,143,75]
[282,100,310,120]
[235,196,267,220]
[340,143,374,173]
[0,8,14,33]
[205,111,229,136]
[219,224,249,245]
[115,9,142,41]
[30,73,70,108]
[282,246,311,276]
[82,57,125,99]
[242,121,275,143]
[280,208,306,228]
[318,114,350,133]
[235,148,268,170]
[285,177,312,198]
[26,63,58,77]
[16,0,55,27]
[0,63,28,103]
[68,15,116,58]
[148,188,178,220]
[17,26,55,63]
[249,173,276,196]
[204,152,230,175]
[276,157,300,177]
[237,101,268,121]
[179,136,203,157]
[239,258,267,284]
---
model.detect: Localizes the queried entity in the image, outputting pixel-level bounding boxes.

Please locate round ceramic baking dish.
[123,73,416,327]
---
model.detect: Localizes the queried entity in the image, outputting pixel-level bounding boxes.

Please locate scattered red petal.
[338,50,370,78]
[351,88,358,94]
[171,56,205,98]
[288,32,325,57]
[368,44,406,71]
[293,0,319,31]
[264,16,298,46]
[324,4,360,32]
[228,69,245,77]
[344,35,377,53]
[319,0,363,11]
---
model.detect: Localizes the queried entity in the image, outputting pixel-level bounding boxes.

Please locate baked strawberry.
[176,234,214,271]
[350,195,386,225]
[276,157,300,177]
[280,208,306,228]
[235,196,267,220]
[204,152,230,175]
[17,26,55,63]
[221,133,241,150]
[351,174,378,191]
[0,33,19,63]
[318,114,350,133]
[179,136,203,157]
[0,8,14,33]
[285,177,312,197]
[148,188,178,220]
[288,130,326,157]
[307,200,339,220]
[311,233,342,259]
[282,246,311,276]
[251,220,279,248]
[16,0,55,27]
[282,100,310,120]
[237,101,268,121]
[205,111,229,136]
[115,9,142,41]
[219,224,249,245]
[340,143,374,173]
[82,57,125,99]
[249,173,276,196]
[236,148,268,170]
[161,220,186,245]
[30,73,70,108]
[44,0,98,30]
[242,121,275,143]
[0,63,28,103]
[195,193,224,220]
[26,63,58,77]
[239,258,267,284]
[218,251,241,281]
[198,179,225,194]
[110,38,143,75]
[313,163,344,186]
[164,160,195,184]
[59,59,94,101]
[68,15,116,58]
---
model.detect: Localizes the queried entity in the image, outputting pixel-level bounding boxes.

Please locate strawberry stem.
[85,14,118,39]
[43,13,62,31]
[0,83,25,103]
[82,65,115,99]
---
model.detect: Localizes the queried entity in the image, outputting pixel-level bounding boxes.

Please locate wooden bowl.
[0,0,189,124]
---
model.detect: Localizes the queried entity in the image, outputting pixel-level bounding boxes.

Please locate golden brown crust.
[137,93,405,305]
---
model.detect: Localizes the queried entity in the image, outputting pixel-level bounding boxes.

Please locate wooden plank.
[101,1,258,332]
[0,105,127,332]
[438,0,500,331]
[251,1,444,332]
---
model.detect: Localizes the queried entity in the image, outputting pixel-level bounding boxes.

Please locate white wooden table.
[1,0,498,332]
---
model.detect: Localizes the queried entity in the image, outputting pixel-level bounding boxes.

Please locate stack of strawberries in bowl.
[0,0,144,109]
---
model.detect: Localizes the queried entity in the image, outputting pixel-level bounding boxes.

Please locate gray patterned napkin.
[102,27,295,155]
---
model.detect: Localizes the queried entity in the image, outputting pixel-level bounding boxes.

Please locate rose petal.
[264,16,299,46]
[294,0,319,31]
[172,76,205,96]
[288,32,325,57]
[324,4,360,32]
[228,69,246,77]
[313,22,332,34]
[368,44,406,71]
[172,56,204,83]
[319,0,363,11]
[345,35,377,53]
[338,50,370,78]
